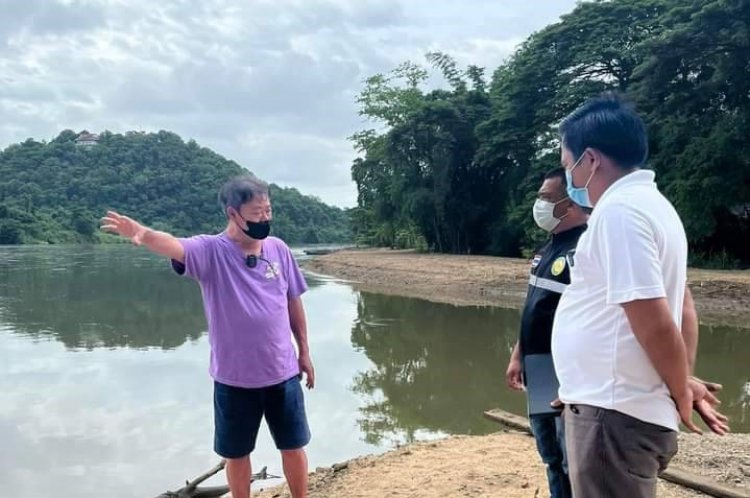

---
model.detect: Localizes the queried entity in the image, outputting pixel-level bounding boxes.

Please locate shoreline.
[302,249,750,328]
[255,431,749,498]
[259,249,750,498]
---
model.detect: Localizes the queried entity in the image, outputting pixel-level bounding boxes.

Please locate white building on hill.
[75,132,99,147]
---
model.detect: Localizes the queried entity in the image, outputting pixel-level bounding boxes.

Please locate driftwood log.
[154,460,280,498]
[483,408,748,498]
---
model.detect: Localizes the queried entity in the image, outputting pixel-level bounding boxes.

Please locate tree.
[350,53,492,253]
[0,131,351,245]
[349,0,749,266]
[629,0,750,263]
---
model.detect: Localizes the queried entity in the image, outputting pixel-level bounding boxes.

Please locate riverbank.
[303,249,750,328]
[255,431,749,498]
[273,249,750,498]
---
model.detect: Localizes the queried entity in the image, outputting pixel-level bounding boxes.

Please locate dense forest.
[349,0,749,268]
[0,130,351,245]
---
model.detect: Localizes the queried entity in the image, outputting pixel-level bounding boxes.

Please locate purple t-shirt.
[173,234,308,388]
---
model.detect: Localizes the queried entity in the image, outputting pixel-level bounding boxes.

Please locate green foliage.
[350,292,523,444]
[351,52,493,254]
[267,184,351,244]
[688,249,741,270]
[0,130,351,245]
[350,1,750,266]
[394,225,428,252]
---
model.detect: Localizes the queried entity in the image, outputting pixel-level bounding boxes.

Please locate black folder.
[524,354,562,416]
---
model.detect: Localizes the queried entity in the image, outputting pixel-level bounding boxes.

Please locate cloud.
[0,0,106,41]
[0,0,578,206]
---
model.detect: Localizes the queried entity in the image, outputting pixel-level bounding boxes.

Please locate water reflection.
[0,244,747,498]
[691,323,750,427]
[350,291,750,438]
[1,246,747,437]
[0,246,359,498]
[350,291,526,445]
[0,245,323,350]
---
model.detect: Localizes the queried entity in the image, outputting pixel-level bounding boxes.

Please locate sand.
[256,431,748,498]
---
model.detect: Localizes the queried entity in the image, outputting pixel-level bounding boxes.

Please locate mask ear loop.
[551,196,571,223]
[230,207,248,232]
[569,149,590,183]
[578,149,597,190]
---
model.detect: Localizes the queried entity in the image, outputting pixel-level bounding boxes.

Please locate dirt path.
[256,431,749,498]
[303,249,750,328]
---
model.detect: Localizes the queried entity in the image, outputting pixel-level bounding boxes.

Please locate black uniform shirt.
[519,225,587,357]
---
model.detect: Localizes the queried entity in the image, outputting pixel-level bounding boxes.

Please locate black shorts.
[213,375,311,458]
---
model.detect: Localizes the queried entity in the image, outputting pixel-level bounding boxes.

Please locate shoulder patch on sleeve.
[551,256,567,276]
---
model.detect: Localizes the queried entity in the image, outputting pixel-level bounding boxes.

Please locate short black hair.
[218,175,269,214]
[559,92,648,169]
[544,167,567,186]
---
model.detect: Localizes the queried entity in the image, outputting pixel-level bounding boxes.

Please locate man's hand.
[100,211,148,244]
[691,375,723,394]
[622,298,699,432]
[674,387,703,434]
[299,353,315,389]
[689,377,730,435]
[506,358,523,391]
[100,210,184,262]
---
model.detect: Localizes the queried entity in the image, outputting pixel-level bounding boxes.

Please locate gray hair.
[218,175,270,213]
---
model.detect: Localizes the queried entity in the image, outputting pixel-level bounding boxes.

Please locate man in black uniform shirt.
[505,168,588,498]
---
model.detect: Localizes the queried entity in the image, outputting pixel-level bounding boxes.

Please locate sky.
[0,0,578,207]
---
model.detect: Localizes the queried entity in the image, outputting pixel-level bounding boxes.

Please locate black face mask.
[239,218,271,240]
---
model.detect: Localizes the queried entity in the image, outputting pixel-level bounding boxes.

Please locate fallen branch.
[154,460,280,498]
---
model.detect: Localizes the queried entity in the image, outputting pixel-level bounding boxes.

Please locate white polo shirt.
[551,169,687,430]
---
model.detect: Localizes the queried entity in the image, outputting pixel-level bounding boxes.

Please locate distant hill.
[0,130,351,245]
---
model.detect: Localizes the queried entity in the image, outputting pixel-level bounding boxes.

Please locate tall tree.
[350,0,749,266]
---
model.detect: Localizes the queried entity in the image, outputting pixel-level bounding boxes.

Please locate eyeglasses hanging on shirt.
[245,254,279,279]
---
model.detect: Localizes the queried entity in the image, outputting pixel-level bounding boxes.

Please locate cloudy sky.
[1,0,577,207]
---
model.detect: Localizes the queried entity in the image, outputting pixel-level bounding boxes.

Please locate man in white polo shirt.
[551,93,728,498]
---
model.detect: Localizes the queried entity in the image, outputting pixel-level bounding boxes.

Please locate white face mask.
[533,197,569,232]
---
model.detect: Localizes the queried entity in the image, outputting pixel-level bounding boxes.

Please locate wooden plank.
[660,467,750,498]
[483,407,749,498]
[483,408,531,433]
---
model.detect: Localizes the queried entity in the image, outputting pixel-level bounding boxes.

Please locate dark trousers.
[530,413,572,498]
[565,404,678,498]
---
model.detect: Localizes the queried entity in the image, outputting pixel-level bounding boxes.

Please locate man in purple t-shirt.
[101,175,314,498]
